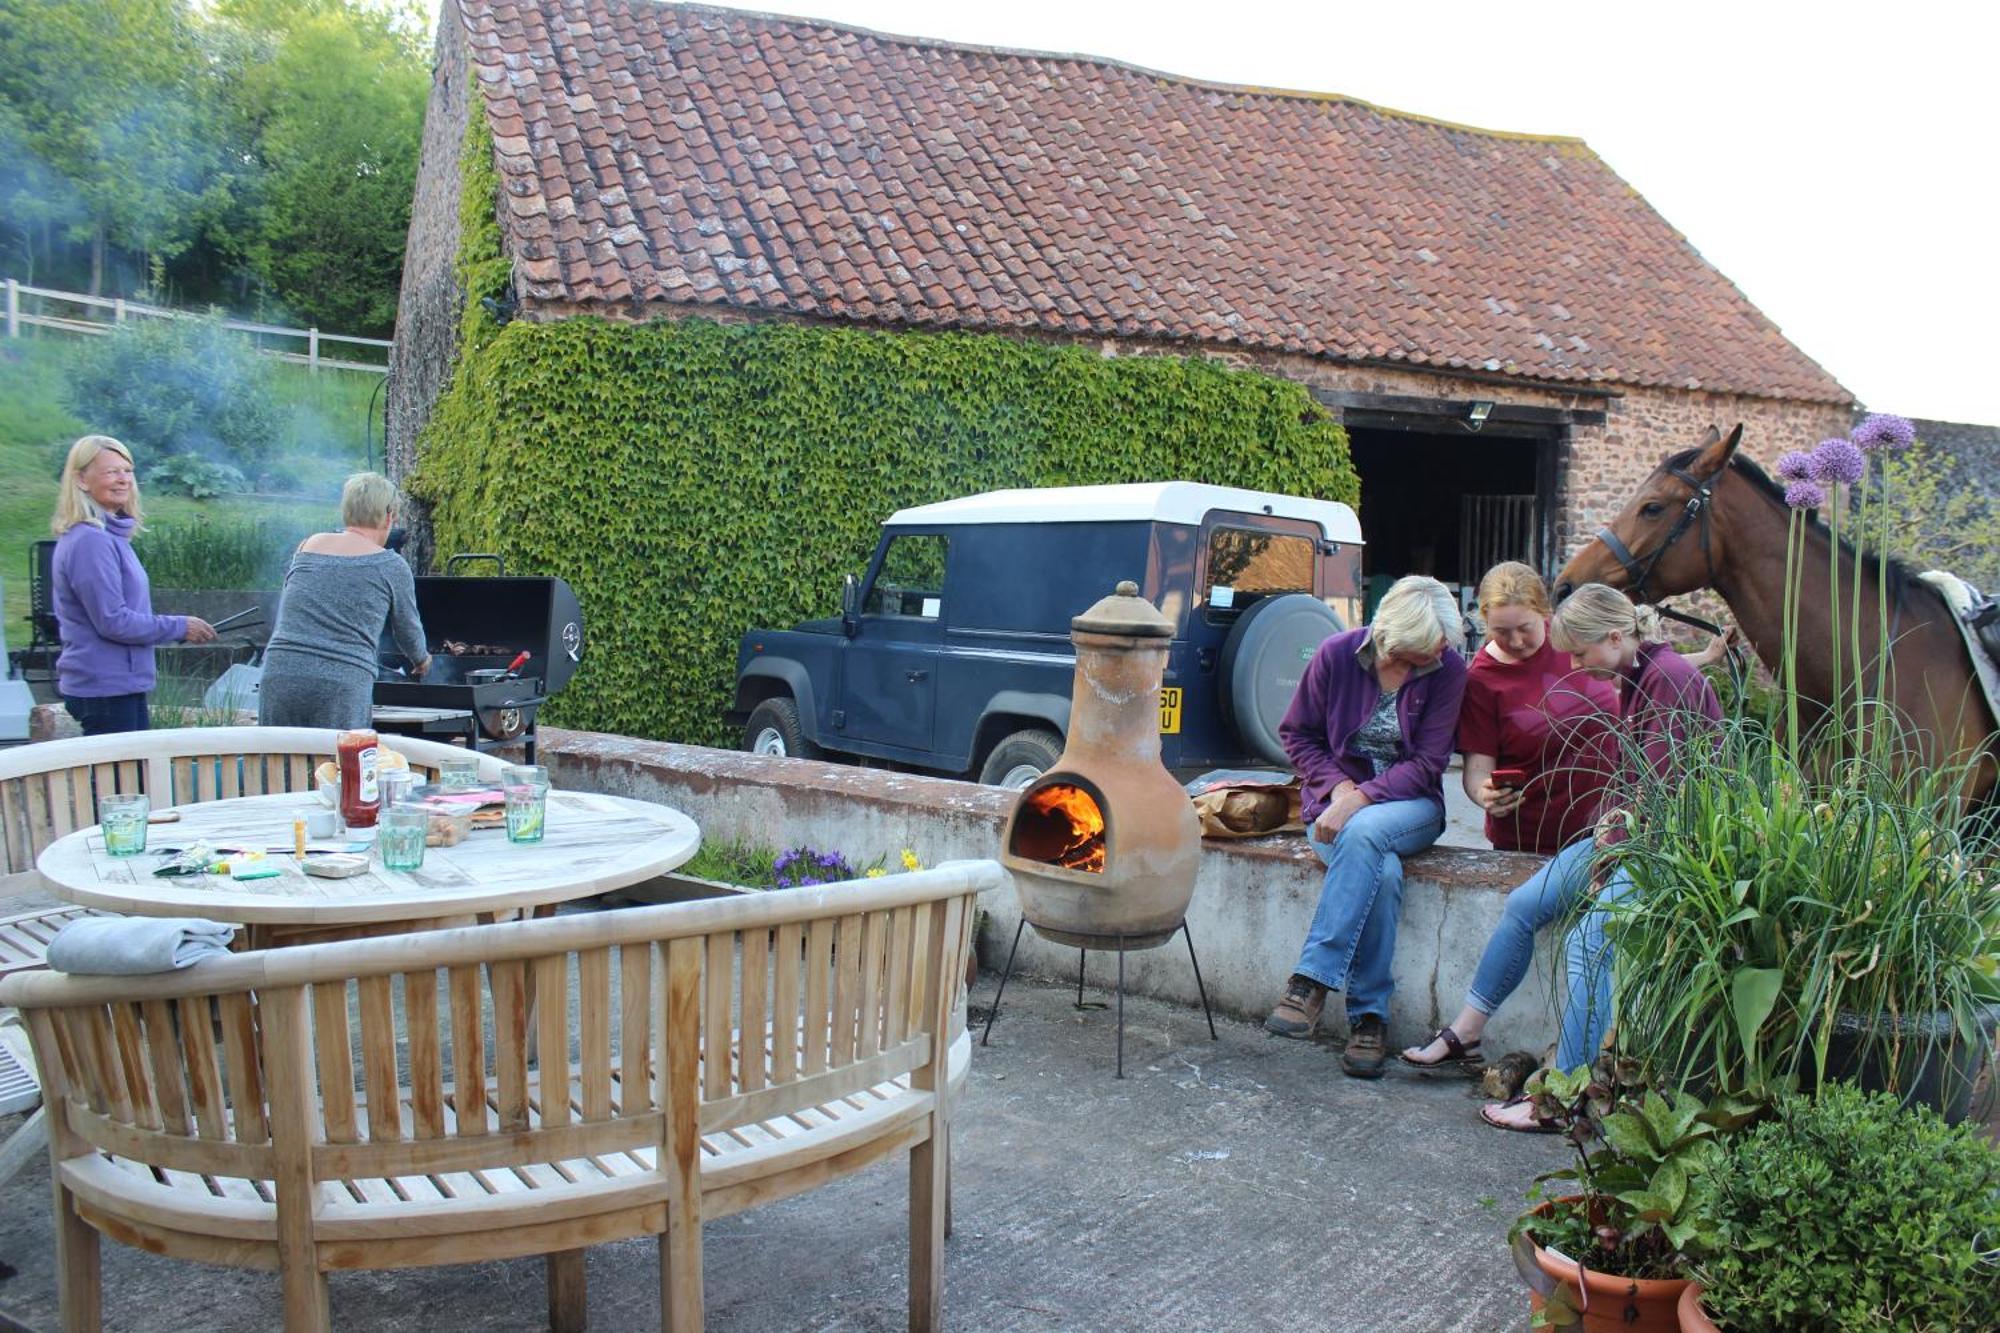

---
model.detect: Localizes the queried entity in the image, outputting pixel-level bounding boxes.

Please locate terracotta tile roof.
[457,0,1851,403]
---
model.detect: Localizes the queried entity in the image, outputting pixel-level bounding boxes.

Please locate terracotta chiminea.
[999,580,1202,950]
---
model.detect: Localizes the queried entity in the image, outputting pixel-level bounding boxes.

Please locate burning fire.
[1014,783,1106,873]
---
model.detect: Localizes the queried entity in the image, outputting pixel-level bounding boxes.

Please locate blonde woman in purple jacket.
[49,436,215,735]
[1264,575,1467,1078]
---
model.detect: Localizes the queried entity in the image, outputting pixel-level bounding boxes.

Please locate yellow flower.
[900,849,923,872]
[865,867,888,879]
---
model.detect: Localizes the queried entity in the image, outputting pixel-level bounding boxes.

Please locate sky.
[731,0,1999,426]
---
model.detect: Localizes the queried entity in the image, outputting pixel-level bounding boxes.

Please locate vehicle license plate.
[1158,687,1182,734]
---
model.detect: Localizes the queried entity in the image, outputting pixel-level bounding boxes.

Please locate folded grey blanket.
[45,916,239,975]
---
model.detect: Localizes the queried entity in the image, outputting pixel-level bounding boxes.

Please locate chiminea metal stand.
[979,918,1218,1078]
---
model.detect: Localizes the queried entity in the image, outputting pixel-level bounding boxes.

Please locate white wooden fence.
[2,278,390,374]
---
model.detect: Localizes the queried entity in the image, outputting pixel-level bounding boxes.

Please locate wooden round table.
[37,789,701,947]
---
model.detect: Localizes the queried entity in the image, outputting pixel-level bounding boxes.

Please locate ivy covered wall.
[411,121,1358,748]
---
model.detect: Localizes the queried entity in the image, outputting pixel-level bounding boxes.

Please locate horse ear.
[1690,423,1745,479]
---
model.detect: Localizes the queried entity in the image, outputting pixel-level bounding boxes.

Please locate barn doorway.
[1313,390,1604,620]
[1346,426,1547,587]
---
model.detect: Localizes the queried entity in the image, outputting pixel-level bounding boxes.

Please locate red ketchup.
[336,728,382,829]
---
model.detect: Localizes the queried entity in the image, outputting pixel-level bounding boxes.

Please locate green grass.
[0,335,382,644]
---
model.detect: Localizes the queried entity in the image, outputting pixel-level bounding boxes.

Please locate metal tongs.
[210,607,265,634]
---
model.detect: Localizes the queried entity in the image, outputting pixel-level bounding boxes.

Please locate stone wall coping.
[537,727,1547,894]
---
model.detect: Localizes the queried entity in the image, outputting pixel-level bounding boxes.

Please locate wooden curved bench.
[0,859,996,1331]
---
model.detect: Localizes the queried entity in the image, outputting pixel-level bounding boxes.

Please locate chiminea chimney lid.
[1071,580,1174,638]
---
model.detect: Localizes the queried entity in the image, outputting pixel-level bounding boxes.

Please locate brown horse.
[1555,424,1998,804]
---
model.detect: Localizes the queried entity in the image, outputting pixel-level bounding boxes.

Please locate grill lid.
[1070,580,1173,639]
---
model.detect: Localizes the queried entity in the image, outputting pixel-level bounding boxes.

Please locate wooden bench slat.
[533,954,570,1129]
[405,970,444,1140]
[359,976,401,1143]
[217,992,269,1145]
[447,965,486,1136]
[578,949,612,1121]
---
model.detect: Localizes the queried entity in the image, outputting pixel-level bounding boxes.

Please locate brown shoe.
[1265,974,1326,1038]
[1341,1014,1389,1078]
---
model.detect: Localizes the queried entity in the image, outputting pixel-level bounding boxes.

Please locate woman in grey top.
[258,472,430,730]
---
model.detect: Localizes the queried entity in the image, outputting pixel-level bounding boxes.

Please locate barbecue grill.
[372,555,583,761]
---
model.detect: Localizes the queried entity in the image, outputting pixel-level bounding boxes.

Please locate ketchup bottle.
[336,728,382,829]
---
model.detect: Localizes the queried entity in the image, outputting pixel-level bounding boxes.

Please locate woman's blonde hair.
[1550,583,1664,652]
[51,435,142,535]
[1476,561,1550,620]
[340,472,400,529]
[1370,574,1460,658]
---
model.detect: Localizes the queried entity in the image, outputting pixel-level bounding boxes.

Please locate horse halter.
[1592,462,1720,607]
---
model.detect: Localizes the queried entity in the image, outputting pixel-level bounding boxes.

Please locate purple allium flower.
[1807,437,1866,486]
[1774,449,1814,482]
[1851,413,1917,452]
[1784,479,1827,510]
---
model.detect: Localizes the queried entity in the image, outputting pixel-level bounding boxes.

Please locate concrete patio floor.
[0,963,1564,1332]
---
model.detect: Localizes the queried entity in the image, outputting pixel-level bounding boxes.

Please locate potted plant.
[1604,715,2000,1117]
[1508,1062,1748,1330]
[1678,1084,2000,1331]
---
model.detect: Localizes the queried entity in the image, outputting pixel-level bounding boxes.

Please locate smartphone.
[1491,766,1530,789]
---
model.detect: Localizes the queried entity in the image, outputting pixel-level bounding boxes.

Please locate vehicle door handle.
[905,669,930,682]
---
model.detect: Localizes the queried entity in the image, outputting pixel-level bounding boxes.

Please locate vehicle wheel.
[743,697,821,760]
[1219,594,1345,767]
[977,728,1062,789]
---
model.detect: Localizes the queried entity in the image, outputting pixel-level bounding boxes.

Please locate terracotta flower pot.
[1524,1199,1692,1333]
[1678,1283,1720,1332]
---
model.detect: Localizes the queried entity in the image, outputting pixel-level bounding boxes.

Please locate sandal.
[1480,1094,1561,1135]
[1398,1025,1483,1072]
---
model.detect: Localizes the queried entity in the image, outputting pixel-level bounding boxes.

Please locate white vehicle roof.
[885,482,1363,545]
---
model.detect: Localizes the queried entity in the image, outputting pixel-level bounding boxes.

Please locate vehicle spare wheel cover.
[1221,594,1345,767]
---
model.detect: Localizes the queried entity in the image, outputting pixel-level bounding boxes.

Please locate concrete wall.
[539,728,1565,1056]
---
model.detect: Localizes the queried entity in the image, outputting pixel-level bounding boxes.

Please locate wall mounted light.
[1466,400,1495,430]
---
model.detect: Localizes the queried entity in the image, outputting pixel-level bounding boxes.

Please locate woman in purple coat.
[1264,575,1467,1078]
[49,436,215,735]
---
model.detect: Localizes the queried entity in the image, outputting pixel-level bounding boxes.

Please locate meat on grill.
[436,640,514,657]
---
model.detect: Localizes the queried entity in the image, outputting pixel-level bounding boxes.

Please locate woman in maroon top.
[1454,562,1619,855]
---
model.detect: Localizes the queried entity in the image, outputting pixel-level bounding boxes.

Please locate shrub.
[1693,1085,2000,1331]
[134,515,313,590]
[146,454,247,499]
[62,315,284,472]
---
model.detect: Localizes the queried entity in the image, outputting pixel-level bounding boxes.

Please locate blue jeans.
[1295,798,1444,1020]
[1466,837,1597,1017]
[1560,867,1635,1073]
[61,692,150,736]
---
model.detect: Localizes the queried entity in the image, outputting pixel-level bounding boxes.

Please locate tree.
[214,0,428,335]
[0,0,236,293]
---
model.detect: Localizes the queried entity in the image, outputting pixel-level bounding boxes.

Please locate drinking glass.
[378,805,429,872]
[100,793,150,857]
[503,764,550,844]
[380,771,418,809]
[438,753,482,792]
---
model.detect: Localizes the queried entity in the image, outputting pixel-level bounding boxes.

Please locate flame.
[1016,783,1106,873]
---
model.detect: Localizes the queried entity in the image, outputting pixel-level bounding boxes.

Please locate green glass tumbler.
[100,794,149,857]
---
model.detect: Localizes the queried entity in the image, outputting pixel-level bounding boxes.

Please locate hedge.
[412,124,1358,748]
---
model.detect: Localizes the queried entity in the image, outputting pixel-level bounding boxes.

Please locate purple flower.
[1851,413,1916,452]
[1784,479,1826,510]
[1774,449,1814,482]
[1807,437,1866,486]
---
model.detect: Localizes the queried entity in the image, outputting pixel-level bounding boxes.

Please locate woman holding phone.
[1454,562,1619,856]
[1401,564,1730,1076]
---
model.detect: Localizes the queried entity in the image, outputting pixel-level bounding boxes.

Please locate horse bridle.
[1591,461,1749,697]
[1593,462,1720,609]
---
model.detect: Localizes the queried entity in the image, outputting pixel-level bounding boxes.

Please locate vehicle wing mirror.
[841,573,860,637]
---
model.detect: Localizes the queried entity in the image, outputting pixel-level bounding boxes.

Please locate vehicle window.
[864,533,948,618]
[1202,527,1314,613]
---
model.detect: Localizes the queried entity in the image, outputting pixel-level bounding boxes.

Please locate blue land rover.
[729,482,1364,786]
